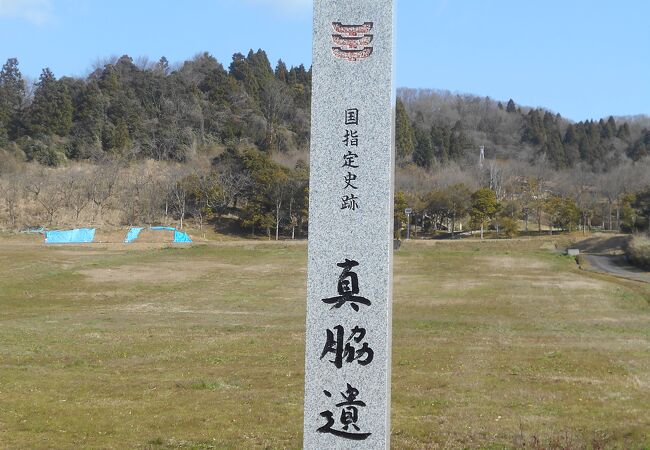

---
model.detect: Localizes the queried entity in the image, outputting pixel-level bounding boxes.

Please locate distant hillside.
[0,51,311,169]
[396,88,650,171]
[2,52,649,175]
[2,52,650,236]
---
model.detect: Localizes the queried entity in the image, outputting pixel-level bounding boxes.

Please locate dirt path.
[584,254,650,283]
[573,234,629,254]
[573,234,650,283]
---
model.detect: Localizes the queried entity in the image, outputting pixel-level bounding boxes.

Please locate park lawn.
[0,238,649,449]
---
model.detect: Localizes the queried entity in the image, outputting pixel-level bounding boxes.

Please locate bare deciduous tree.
[89,162,120,223]
[0,174,22,229]
[61,169,91,225]
[25,170,65,227]
[260,79,293,152]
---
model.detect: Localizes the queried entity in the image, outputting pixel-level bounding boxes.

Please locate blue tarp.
[45,228,96,244]
[123,226,192,243]
[173,230,192,243]
[124,227,144,243]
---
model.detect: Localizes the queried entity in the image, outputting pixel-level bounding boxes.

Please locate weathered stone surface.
[303,1,395,448]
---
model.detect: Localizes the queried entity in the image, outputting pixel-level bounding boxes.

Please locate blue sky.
[1,0,648,121]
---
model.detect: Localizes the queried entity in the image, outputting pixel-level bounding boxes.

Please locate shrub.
[626,234,650,270]
[500,217,519,238]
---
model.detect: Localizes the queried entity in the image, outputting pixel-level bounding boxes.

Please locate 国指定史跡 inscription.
[303,1,395,449]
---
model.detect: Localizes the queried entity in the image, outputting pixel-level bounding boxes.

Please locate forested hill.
[397,88,650,171]
[0,50,649,172]
[0,51,312,166]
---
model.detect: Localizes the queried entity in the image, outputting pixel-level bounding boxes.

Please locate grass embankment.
[0,238,649,449]
[626,234,650,271]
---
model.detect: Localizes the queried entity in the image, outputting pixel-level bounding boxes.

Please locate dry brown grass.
[0,237,649,449]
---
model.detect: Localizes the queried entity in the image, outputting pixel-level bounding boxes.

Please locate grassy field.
[0,235,649,449]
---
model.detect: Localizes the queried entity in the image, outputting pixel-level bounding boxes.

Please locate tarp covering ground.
[124,227,192,243]
[45,228,96,244]
[173,231,192,243]
[42,227,190,244]
[124,227,144,243]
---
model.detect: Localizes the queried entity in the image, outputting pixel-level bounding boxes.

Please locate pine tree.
[506,99,516,113]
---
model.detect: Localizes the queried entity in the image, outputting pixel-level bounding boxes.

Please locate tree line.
[1,51,650,238]
[0,149,308,239]
[0,51,311,165]
[394,160,650,240]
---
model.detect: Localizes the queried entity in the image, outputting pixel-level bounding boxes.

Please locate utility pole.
[405,208,412,240]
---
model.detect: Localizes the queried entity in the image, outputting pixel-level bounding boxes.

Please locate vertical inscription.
[304,1,394,449]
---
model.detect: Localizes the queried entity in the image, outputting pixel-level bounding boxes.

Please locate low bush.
[626,234,650,270]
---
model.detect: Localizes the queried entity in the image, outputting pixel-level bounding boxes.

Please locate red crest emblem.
[331,22,374,62]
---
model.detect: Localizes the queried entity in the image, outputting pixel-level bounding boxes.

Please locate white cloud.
[0,0,53,25]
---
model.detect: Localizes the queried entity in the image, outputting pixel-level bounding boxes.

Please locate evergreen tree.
[248,49,273,81]
[229,52,258,98]
[395,99,415,161]
[28,68,73,136]
[430,125,450,162]
[0,58,26,141]
[627,130,650,161]
[394,191,409,239]
[229,49,273,103]
[617,122,631,140]
[275,59,289,83]
[605,116,617,139]
[506,99,516,113]
[413,126,434,168]
[522,109,546,146]
[563,124,580,166]
[75,80,105,136]
[449,120,471,160]
[68,80,106,157]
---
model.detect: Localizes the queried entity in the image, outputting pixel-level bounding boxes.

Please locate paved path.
[584,254,650,283]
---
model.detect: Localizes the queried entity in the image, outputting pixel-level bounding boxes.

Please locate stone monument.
[303,0,395,448]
